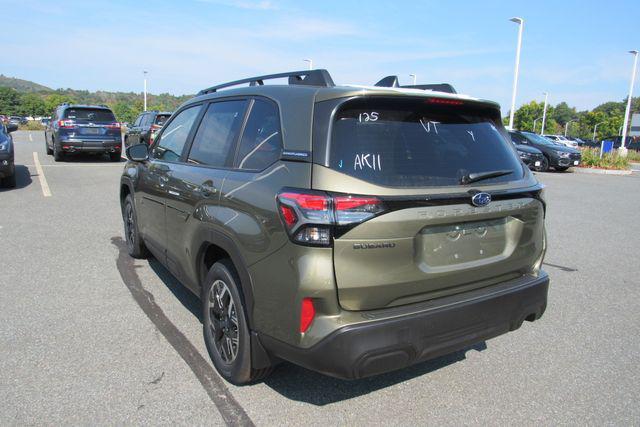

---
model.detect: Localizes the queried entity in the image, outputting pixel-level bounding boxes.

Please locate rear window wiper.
[460,169,513,185]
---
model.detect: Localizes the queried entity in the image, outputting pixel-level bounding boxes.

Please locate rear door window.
[64,108,116,123]
[187,100,247,168]
[152,105,202,162]
[235,99,282,170]
[154,114,171,126]
[329,98,523,187]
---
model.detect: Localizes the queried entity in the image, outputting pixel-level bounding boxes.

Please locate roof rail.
[197,69,335,95]
[374,75,457,94]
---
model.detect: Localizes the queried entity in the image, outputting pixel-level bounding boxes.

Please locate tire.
[109,152,121,162]
[555,166,569,172]
[45,136,53,155]
[2,173,16,188]
[53,141,64,162]
[203,260,272,385]
[122,194,149,259]
[538,156,549,172]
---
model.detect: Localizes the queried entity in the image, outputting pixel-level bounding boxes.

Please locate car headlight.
[556,150,570,158]
[0,141,8,151]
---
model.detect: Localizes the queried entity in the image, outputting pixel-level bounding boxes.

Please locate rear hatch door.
[63,107,120,143]
[314,96,545,311]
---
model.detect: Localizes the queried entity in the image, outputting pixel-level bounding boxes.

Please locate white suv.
[543,134,578,148]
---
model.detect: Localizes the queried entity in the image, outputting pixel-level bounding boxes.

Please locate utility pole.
[409,74,417,85]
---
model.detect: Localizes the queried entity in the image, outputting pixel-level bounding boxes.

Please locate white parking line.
[29,133,33,142]
[32,152,52,197]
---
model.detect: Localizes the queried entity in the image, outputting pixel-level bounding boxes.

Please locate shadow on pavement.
[0,165,32,191]
[147,257,202,322]
[58,153,125,163]
[133,242,488,404]
[263,342,486,405]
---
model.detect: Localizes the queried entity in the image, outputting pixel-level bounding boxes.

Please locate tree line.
[505,97,639,141]
[0,86,191,124]
[1,84,638,141]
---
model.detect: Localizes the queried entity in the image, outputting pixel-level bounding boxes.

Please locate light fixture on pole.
[593,121,605,142]
[303,59,313,70]
[409,74,417,85]
[540,92,549,135]
[619,50,638,156]
[564,119,578,137]
[508,17,524,130]
[143,70,148,112]
[532,116,542,132]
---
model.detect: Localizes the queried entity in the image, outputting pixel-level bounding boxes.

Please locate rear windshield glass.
[64,108,116,123]
[329,98,522,187]
[154,114,171,126]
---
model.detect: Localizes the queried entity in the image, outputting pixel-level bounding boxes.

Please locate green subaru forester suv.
[120,70,548,384]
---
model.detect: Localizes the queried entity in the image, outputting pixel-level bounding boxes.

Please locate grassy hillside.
[0,75,52,93]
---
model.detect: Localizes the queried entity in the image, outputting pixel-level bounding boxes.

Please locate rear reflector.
[300,298,315,333]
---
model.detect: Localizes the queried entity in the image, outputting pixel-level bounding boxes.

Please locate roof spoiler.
[198,69,335,95]
[375,75,457,94]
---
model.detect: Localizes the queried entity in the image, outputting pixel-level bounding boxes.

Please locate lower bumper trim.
[259,273,549,380]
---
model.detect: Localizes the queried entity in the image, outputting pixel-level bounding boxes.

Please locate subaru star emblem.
[471,192,491,207]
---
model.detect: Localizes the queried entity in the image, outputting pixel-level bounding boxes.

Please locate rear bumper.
[59,139,121,153]
[260,272,549,380]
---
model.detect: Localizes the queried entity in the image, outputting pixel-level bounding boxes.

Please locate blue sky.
[2,0,639,112]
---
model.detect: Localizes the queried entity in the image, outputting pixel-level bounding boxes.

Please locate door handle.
[199,184,217,197]
[159,175,169,186]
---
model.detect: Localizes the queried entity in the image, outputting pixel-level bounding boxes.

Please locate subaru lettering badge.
[471,192,491,207]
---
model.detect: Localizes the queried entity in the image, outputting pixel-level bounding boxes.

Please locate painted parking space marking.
[32,152,52,197]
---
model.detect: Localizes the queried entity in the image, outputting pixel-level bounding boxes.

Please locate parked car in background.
[121,69,549,384]
[40,118,51,127]
[0,122,18,187]
[8,116,23,126]
[0,115,7,124]
[125,111,172,147]
[511,131,581,171]
[44,104,122,162]
[510,138,545,171]
[543,134,579,148]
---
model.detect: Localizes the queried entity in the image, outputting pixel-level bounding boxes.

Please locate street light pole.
[564,119,578,137]
[619,50,638,156]
[593,121,605,142]
[143,70,148,112]
[409,74,417,85]
[540,92,549,135]
[533,117,542,132]
[303,59,313,70]
[508,17,524,131]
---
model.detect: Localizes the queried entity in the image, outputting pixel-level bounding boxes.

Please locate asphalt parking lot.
[1,130,639,425]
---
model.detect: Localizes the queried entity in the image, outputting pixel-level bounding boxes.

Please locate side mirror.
[6,123,18,133]
[126,143,149,162]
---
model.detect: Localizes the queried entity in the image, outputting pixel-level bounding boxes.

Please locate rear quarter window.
[328,97,523,187]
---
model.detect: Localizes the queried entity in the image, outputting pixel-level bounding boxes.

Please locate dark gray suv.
[120,70,549,384]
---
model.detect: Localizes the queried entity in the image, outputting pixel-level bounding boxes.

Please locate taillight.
[106,122,121,129]
[299,298,315,333]
[57,119,75,128]
[276,189,384,246]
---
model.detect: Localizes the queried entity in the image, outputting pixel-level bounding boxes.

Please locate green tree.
[552,102,576,126]
[18,93,47,117]
[43,93,76,115]
[0,87,21,115]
